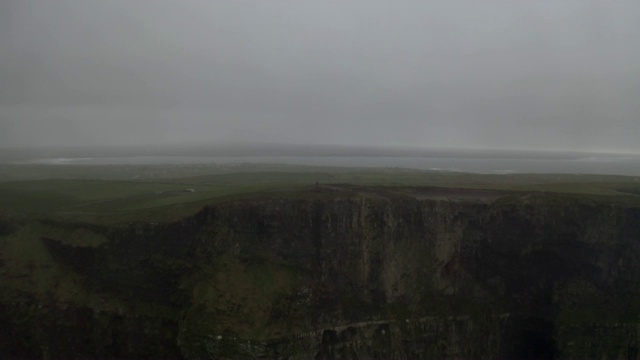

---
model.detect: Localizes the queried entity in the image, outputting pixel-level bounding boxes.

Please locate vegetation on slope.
[1,164,640,225]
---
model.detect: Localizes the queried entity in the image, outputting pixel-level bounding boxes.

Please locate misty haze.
[2,0,639,153]
[2,1,640,359]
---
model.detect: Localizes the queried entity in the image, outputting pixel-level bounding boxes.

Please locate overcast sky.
[1,0,639,152]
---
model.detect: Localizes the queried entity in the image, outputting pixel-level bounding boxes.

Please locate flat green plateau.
[1,163,640,224]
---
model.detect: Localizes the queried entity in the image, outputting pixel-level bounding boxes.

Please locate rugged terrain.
[1,182,640,359]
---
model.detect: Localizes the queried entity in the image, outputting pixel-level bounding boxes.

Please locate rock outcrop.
[1,186,640,359]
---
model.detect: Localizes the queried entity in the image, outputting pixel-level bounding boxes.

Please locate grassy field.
[1,163,640,224]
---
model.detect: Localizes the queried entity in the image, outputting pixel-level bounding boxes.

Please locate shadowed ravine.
[1,186,640,359]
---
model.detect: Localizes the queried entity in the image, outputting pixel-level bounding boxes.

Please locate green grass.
[0,179,213,214]
[1,164,640,224]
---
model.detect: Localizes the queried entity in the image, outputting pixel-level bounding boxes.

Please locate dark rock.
[1,189,640,359]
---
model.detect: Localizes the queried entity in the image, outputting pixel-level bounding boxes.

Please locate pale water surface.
[18,155,640,176]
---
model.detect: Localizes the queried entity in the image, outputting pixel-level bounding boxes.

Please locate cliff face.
[1,187,640,359]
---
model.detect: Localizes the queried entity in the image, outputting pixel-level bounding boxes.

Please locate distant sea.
[15,155,640,177]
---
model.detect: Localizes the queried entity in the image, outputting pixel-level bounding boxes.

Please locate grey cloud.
[1,0,639,151]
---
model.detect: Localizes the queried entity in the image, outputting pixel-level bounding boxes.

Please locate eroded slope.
[1,186,640,359]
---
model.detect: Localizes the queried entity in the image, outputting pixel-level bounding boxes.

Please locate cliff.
[1,185,640,359]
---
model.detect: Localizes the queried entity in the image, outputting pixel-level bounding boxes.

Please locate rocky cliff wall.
[1,188,640,359]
